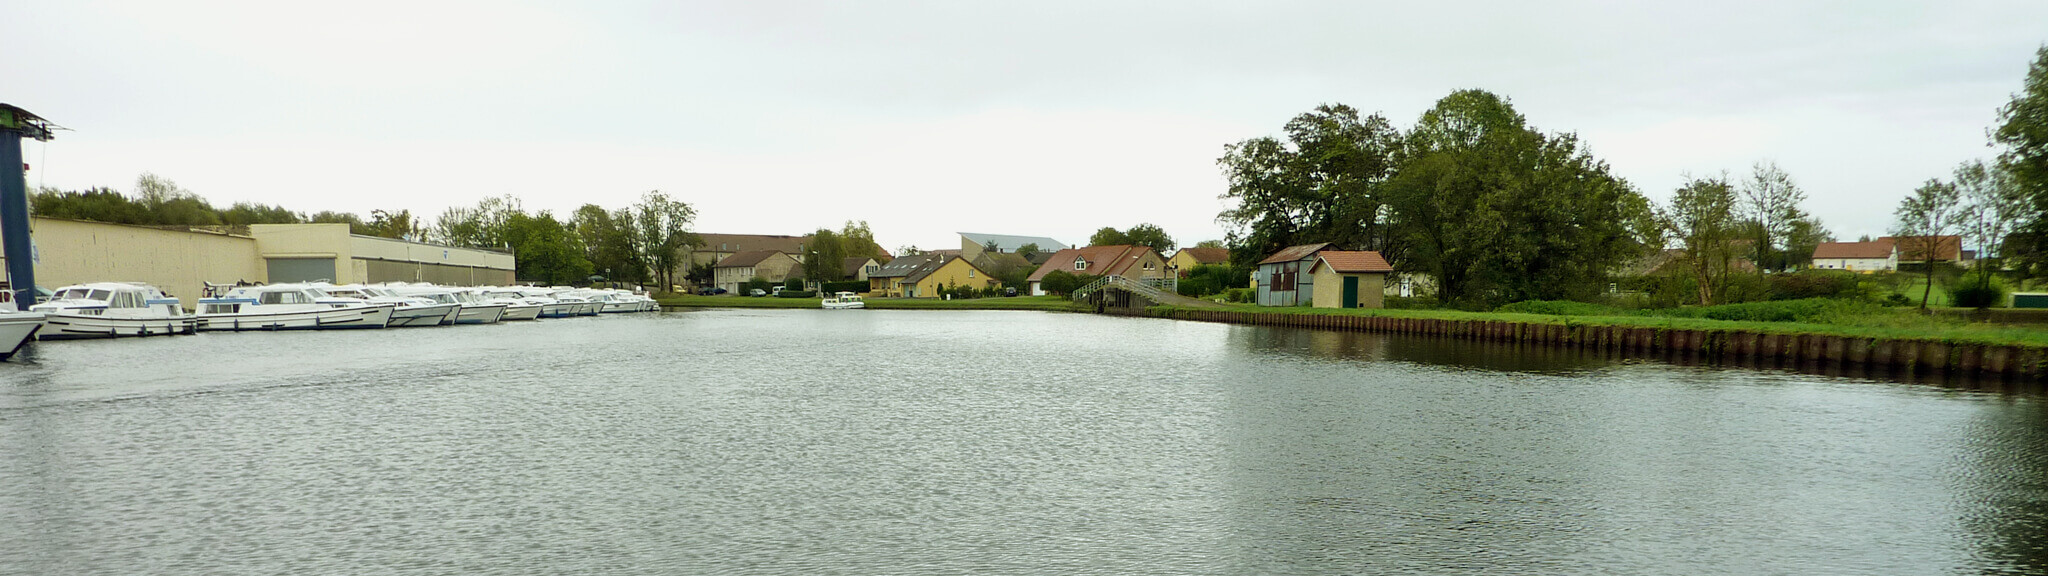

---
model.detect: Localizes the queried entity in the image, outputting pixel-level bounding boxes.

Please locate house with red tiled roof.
[1308,251,1394,308]
[1254,243,1332,306]
[1811,241,1897,273]
[1025,245,1168,295]
[1878,235,1964,264]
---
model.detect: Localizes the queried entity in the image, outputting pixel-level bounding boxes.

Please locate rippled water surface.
[5,309,2048,575]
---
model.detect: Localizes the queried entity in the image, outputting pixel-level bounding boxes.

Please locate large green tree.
[504,210,592,285]
[1383,90,1655,308]
[1737,161,1824,272]
[432,195,521,249]
[837,220,889,262]
[1662,176,1740,305]
[572,204,643,284]
[1218,103,1401,266]
[802,228,848,282]
[632,190,699,290]
[1997,46,2048,276]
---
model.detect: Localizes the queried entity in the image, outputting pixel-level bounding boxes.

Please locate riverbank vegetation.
[656,294,1083,312]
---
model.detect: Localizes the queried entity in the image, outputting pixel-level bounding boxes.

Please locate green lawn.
[656,294,1086,312]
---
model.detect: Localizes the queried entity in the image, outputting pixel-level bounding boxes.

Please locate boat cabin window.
[111,292,144,308]
[258,291,311,305]
[88,289,112,301]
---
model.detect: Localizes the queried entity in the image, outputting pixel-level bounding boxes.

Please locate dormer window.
[1074,258,1088,270]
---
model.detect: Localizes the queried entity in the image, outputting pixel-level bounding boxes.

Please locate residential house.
[686,233,810,268]
[712,250,801,293]
[1308,251,1394,309]
[1253,243,1332,306]
[843,257,880,282]
[866,251,996,297]
[1811,241,1898,273]
[1165,247,1230,276]
[1025,245,1169,296]
[960,232,1068,263]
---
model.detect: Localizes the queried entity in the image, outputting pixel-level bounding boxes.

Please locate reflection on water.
[2,310,2047,574]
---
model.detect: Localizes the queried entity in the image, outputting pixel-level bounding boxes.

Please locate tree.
[365,209,423,240]
[896,245,924,257]
[572,204,644,285]
[837,220,888,262]
[1955,160,2028,290]
[504,210,592,285]
[1123,223,1176,253]
[309,210,371,235]
[802,227,848,282]
[433,195,520,248]
[1195,239,1226,249]
[1015,243,1041,258]
[1217,103,1402,267]
[632,190,699,290]
[1894,178,1965,309]
[1039,270,1096,295]
[1996,46,2048,278]
[222,202,302,227]
[1382,90,1656,308]
[1088,227,1130,247]
[1737,161,1819,272]
[1661,176,1741,305]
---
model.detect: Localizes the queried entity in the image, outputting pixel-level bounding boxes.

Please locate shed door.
[1342,276,1359,309]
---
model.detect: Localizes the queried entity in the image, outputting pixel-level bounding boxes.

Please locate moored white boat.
[319,284,460,327]
[821,291,865,310]
[470,288,543,321]
[0,291,43,360]
[388,286,506,325]
[30,282,197,339]
[197,284,394,331]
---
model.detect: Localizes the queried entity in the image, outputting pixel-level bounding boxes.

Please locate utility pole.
[0,104,56,307]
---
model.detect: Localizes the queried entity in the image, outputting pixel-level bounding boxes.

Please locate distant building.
[1879,235,1963,264]
[1308,251,1394,309]
[865,251,994,298]
[1811,241,1898,273]
[1024,245,1168,296]
[843,257,880,282]
[1253,243,1332,306]
[1165,247,1230,276]
[959,232,1068,263]
[687,233,810,267]
[712,250,801,292]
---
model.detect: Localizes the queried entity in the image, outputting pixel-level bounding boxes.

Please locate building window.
[1143,261,1155,271]
[969,270,976,278]
[1075,258,1088,270]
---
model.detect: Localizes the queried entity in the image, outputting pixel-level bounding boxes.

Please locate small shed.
[1308,251,1393,309]
[1254,243,1330,306]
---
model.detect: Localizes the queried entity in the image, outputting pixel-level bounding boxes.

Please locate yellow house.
[903,253,996,297]
[1165,246,1229,275]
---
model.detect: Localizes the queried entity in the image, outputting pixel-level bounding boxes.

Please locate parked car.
[697,287,727,295]
[749,288,767,297]
[1004,287,1017,297]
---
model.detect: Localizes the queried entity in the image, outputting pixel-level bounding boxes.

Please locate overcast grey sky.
[4,1,2045,252]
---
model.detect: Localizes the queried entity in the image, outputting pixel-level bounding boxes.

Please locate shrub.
[1883,293,1913,307]
[744,277,774,295]
[1767,270,1866,301]
[775,290,816,298]
[783,277,805,291]
[1221,288,1254,303]
[1495,300,1628,316]
[1671,298,1885,324]
[1952,271,2007,308]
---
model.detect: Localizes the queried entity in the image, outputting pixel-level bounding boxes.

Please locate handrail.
[1072,275,1173,303]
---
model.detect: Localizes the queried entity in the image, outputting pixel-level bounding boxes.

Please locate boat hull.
[455,304,507,325]
[538,302,581,318]
[198,305,394,331]
[388,303,460,328]
[0,313,44,360]
[821,302,865,309]
[502,304,542,321]
[37,313,199,340]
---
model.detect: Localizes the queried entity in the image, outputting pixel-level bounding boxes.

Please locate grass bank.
[1148,301,2048,348]
[656,294,1086,312]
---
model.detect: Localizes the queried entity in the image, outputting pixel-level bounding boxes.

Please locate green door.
[1342,276,1359,309]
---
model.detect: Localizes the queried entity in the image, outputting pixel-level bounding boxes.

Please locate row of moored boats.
[0,282,660,359]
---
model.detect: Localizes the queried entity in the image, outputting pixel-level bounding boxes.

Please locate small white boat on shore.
[0,291,43,360]
[197,285,394,331]
[30,282,197,339]
[821,291,865,309]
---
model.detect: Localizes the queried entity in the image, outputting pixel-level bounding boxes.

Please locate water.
[4,309,2048,575]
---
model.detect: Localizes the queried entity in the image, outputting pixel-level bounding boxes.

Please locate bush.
[1883,293,1914,307]
[744,277,773,295]
[1495,300,1628,316]
[1220,288,1254,303]
[783,277,805,291]
[1670,298,1884,324]
[1767,270,1867,301]
[775,290,816,298]
[1039,271,1098,296]
[1952,271,2008,308]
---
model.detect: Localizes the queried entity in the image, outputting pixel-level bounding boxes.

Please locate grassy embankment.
[654,294,1086,312]
[1149,298,2048,348]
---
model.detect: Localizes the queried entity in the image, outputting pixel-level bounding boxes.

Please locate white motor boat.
[549,289,607,316]
[388,286,506,325]
[30,282,198,339]
[0,291,43,360]
[468,288,542,321]
[318,284,460,327]
[821,291,865,310]
[197,284,394,331]
[477,288,561,320]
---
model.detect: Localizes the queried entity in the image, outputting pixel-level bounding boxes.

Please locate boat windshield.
[55,288,108,301]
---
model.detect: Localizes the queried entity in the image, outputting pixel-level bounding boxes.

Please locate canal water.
[3,309,2046,575]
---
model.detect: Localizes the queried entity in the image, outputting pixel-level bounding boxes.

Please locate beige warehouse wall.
[26,217,263,307]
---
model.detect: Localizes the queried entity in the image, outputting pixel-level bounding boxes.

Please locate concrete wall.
[247,224,513,286]
[24,217,263,307]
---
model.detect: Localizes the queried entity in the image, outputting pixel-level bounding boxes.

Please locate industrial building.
[2,219,514,308]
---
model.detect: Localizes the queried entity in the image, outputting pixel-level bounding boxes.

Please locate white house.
[1811,240,1897,273]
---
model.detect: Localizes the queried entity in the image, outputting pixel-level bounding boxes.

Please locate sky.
[3,1,2045,253]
